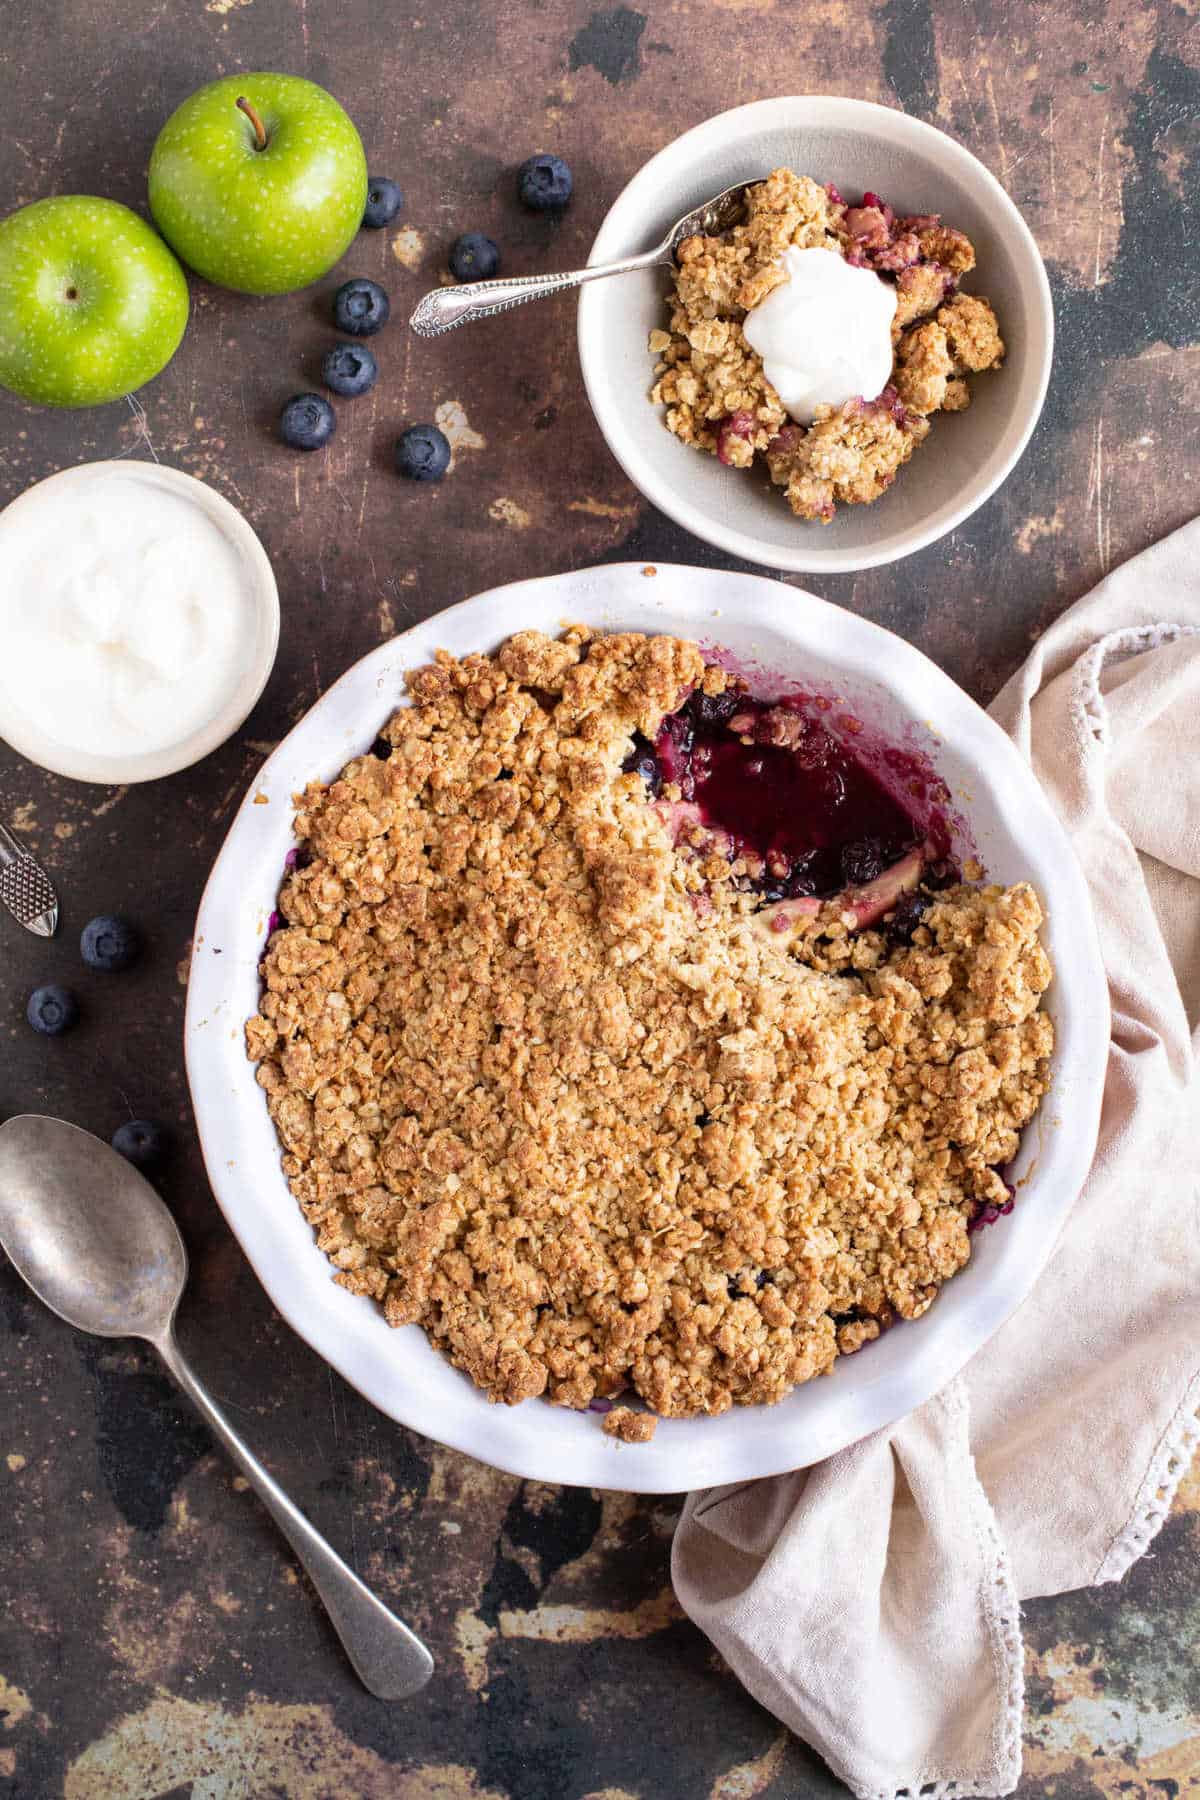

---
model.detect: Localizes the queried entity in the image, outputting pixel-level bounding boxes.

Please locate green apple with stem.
[0,197,189,407]
[149,73,369,296]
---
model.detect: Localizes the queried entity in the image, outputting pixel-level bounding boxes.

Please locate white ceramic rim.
[186,563,1107,1492]
[0,460,280,785]
[578,96,1054,574]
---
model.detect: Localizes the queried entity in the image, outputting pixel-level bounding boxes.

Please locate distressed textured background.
[1,1,1198,1795]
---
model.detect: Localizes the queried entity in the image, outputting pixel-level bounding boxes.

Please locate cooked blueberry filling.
[628,684,932,902]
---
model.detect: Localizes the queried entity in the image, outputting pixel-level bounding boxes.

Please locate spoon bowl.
[0,1114,185,1341]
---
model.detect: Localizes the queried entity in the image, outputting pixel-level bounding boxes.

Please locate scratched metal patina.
[1,0,1197,1794]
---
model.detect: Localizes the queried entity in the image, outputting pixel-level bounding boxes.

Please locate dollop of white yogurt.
[742,246,897,425]
[0,471,255,760]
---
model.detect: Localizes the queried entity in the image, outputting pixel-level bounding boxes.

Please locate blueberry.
[448,232,500,282]
[621,732,663,797]
[686,688,740,730]
[518,153,573,212]
[751,859,817,904]
[333,277,390,337]
[81,913,140,972]
[362,176,403,230]
[279,392,336,451]
[882,890,930,948]
[840,838,888,887]
[661,711,694,757]
[111,1118,169,1171]
[321,342,378,398]
[26,984,78,1036]
[395,423,451,482]
[726,1269,772,1300]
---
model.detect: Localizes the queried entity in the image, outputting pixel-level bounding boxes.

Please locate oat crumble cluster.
[649,169,1005,522]
[246,630,1053,1437]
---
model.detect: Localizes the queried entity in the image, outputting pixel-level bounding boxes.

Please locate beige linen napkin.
[673,519,1200,1800]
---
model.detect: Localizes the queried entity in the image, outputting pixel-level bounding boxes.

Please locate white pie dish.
[578,96,1053,575]
[185,562,1107,1493]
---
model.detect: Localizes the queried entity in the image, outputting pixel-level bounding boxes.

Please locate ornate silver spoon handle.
[0,822,58,938]
[409,246,666,337]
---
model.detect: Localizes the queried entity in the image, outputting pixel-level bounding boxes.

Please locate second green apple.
[148,72,368,296]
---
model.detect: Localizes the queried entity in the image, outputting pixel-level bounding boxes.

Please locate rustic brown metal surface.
[1,2,1198,1794]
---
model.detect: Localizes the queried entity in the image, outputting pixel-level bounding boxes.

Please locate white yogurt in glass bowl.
[0,462,278,784]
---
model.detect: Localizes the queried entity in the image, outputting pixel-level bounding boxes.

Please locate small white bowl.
[578,97,1053,575]
[0,461,279,785]
[186,562,1107,1494]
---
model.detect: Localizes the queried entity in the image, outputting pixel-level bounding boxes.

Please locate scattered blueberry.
[26,984,78,1036]
[370,735,393,760]
[321,342,378,399]
[111,1118,169,1171]
[81,913,141,973]
[518,153,573,212]
[448,232,500,282]
[279,392,337,451]
[333,277,390,337]
[362,176,404,230]
[395,423,451,482]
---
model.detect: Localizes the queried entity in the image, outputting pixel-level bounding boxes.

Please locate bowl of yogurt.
[0,460,279,784]
[578,96,1053,575]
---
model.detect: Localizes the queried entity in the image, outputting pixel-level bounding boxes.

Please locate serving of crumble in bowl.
[186,563,1105,1493]
[579,97,1053,574]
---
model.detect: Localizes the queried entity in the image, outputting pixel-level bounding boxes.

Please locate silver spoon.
[409,177,754,337]
[0,1114,433,1701]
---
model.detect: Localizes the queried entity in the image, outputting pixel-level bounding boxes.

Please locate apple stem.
[236,95,268,151]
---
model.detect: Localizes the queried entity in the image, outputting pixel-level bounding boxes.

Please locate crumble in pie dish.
[649,168,1005,523]
[246,629,1052,1442]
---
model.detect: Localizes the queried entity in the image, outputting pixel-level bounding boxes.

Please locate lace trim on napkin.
[1073,618,1200,1586]
[856,1382,1025,1800]
[1073,620,1200,749]
[1096,1370,1200,1584]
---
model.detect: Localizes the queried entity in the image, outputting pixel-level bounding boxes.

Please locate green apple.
[148,73,368,296]
[0,197,189,408]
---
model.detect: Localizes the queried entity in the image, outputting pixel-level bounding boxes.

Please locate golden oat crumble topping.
[649,168,1004,523]
[246,630,1053,1438]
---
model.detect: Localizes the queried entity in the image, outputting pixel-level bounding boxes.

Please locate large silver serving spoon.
[0,1114,433,1701]
[409,177,755,337]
